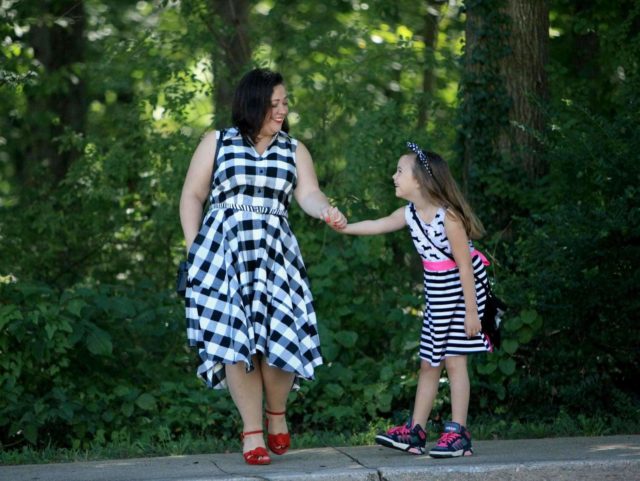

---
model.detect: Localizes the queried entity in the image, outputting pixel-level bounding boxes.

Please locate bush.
[493,83,640,418]
[0,281,240,449]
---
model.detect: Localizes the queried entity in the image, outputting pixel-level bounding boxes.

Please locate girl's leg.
[412,360,444,429]
[444,355,470,426]
[260,356,295,435]
[225,356,265,452]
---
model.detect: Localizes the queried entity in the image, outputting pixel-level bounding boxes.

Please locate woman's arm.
[445,211,481,337]
[294,141,347,228]
[179,130,218,251]
[340,207,406,235]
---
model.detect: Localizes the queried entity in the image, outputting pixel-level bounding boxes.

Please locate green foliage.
[455,0,640,422]
[499,85,640,417]
[549,0,640,116]
[1,0,639,455]
[0,282,243,449]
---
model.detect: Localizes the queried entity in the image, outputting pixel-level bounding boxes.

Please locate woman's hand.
[321,206,347,230]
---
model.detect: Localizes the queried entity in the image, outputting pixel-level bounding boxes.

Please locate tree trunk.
[460,1,511,195]
[24,0,86,186]
[417,0,445,131]
[498,0,549,179]
[210,0,252,127]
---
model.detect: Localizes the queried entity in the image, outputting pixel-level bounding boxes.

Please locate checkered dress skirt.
[185,128,322,389]
[405,204,491,366]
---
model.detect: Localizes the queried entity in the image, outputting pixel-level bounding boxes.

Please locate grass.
[0,430,374,466]
[2,412,639,466]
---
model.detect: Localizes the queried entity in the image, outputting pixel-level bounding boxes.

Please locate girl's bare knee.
[444,355,468,374]
[420,360,442,374]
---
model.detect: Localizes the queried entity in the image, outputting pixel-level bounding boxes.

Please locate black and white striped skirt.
[420,254,492,365]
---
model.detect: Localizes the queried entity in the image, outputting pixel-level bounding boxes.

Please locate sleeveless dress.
[405,203,492,366]
[185,128,323,389]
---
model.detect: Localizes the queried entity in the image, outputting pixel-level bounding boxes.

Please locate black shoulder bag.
[176,129,225,296]
[409,204,506,349]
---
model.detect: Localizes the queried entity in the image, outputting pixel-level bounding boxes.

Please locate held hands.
[464,312,482,338]
[321,206,347,230]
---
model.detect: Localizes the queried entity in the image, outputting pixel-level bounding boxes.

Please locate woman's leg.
[444,355,470,426]
[225,356,265,452]
[261,356,295,435]
[412,360,444,429]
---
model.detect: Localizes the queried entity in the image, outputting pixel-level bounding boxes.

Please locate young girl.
[339,142,492,457]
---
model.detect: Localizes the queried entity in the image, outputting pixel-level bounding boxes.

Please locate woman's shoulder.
[223,127,240,139]
[194,130,219,151]
[199,127,237,142]
[286,133,303,155]
[278,130,297,147]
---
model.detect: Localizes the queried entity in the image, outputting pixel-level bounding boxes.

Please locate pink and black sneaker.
[429,421,473,458]
[375,420,427,455]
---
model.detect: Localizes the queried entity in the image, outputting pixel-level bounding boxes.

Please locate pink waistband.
[422,250,490,272]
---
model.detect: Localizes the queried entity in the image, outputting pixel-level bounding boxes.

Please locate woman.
[179,68,346,465]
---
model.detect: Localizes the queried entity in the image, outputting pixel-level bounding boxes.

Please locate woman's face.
[259,84,288,138]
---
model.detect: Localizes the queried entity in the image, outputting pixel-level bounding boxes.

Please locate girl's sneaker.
[375,420,427,455]
[429,421,473,458]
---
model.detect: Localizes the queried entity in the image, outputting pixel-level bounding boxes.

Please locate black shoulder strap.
[409,203,454,261]
[201,129,225,221]
[209,129,225,188]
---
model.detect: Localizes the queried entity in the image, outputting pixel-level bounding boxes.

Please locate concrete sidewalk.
[1,435,638,481]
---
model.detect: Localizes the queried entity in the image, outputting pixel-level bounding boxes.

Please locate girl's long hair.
[232,68,290,143]
[411,151,485,239]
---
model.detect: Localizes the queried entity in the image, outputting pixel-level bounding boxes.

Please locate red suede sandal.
[241,430,271,465]
[265,409,291,455]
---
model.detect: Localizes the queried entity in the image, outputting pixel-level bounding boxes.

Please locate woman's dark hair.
[232,68,289,142]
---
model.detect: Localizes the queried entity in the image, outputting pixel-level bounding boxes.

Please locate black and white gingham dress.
[185,128,322,389]
[406,204,491,365]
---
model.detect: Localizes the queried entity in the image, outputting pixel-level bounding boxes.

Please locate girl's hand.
[321,206,347,230]
[464,313,482,338]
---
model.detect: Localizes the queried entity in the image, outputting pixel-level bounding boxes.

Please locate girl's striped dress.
[185,128,323,389]
[405,203,492,365]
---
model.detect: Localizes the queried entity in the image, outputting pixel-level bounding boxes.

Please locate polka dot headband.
[406,141,433,177]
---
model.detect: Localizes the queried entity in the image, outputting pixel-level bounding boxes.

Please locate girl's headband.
[406,141,433,177]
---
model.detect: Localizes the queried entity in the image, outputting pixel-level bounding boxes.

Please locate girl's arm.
[294,141,347,229]
[445,212,481,338]
[179,130,219,252]
[340,207,406,235]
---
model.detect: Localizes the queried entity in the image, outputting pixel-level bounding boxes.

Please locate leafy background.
[1,0,638,452]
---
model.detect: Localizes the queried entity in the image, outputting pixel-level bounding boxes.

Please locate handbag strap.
[409,203,455,260]
[201,129,225,219]
[209,129,225,188]
[409,203,492,292]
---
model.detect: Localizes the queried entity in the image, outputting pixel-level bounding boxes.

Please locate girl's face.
[259,84,288,138]
[392,155,421,201]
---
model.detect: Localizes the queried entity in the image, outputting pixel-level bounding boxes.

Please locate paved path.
[1,435,639,481]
